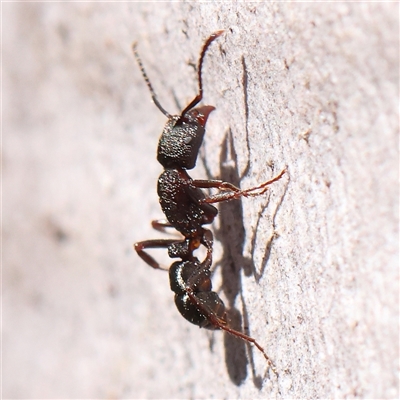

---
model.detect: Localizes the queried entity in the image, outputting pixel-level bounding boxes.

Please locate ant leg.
[134,239,179,270]
[151,219,178,234]
[186,289,277,373]
[200,229,214,257]
[212,316,277,375]
[180,30,224,115]
[194,169,286,204]
[186,236,214,289]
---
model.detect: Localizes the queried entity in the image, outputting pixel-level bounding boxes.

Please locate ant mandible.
[133,31,285,372]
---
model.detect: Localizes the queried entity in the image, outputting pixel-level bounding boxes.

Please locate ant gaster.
[133,31,285,372]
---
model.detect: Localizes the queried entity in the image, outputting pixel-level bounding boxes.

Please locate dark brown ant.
[133,31,285,372]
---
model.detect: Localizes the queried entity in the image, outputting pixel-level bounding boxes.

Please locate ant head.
[133,31,223,170]
[157,105,215,169]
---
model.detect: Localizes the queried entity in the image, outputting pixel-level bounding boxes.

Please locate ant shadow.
[201,128,286,388]
[166,54,288,387]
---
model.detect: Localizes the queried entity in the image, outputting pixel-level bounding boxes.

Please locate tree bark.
[3,2,398,398]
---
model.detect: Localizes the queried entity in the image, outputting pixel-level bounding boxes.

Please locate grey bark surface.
[3,3,398,399]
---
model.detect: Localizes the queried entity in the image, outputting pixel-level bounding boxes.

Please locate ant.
[133,31,285,372]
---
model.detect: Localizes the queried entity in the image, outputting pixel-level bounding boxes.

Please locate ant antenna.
[180,30,224,116]
[132,42,172,118]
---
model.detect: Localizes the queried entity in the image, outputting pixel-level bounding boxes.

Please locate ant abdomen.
[170,259,226,330]
[175,291,226,330]
[169,260,212,293]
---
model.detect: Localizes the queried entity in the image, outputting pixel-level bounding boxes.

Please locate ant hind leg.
[186,289,277,374]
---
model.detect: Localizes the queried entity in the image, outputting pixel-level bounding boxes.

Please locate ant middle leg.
[194,168,286,204]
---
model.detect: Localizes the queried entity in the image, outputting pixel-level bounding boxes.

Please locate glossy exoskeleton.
[169,249,277,367]
[133,31,285,370]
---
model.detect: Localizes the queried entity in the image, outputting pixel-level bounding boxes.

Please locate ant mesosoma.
[133,31,285,372]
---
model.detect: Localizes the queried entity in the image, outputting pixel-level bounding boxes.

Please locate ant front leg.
[134,239,179,270]
[180,30,224,116]
[193,169,286,204]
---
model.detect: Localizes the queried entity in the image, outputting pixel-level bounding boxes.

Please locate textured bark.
[3,3,398,398]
